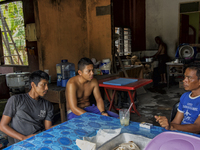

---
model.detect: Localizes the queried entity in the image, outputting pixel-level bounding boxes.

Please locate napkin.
[83,128,121,148]
[76,139,96,150]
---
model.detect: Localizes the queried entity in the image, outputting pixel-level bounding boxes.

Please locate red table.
[98,77,153,116]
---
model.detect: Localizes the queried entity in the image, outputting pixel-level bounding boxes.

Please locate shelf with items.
[115,27,132,56]
[166,63,184,88]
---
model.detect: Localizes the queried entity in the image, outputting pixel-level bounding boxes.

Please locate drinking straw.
[125,103,133,117]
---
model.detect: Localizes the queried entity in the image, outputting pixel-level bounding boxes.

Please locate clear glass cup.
[119,109,130,126]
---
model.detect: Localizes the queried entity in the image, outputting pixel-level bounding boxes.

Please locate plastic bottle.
[56,62,62,86]
[44,69,51,83]
[69,63,76,78]
[56,60,68,86]
[62,62,76,87]
[100,58,111,74]
[61,60,69,80]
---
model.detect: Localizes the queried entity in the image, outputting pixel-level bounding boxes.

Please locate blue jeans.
[67,104,119,120]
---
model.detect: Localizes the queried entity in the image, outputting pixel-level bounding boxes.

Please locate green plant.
[0,1,27,65]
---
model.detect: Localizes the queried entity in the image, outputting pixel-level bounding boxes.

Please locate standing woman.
[153,36,167,83]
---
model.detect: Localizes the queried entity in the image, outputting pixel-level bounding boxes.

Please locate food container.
[144,131,200,150]
[6,72,30,93]
[97,133,151,150]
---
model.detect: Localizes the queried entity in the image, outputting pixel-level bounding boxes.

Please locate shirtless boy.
[153,36,167,83]
[66,57,118,120]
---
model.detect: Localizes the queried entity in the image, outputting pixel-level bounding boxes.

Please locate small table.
[98,77,152,116]
[166,62,184,88]
[5,113,200,150]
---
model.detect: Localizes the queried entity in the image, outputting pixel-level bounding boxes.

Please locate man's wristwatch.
[101,110,107,114]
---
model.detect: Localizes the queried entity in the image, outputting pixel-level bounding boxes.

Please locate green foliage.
[0,1,27,65]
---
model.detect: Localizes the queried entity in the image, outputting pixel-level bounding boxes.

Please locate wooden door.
[179,14,189,43]
[112,0,145,51]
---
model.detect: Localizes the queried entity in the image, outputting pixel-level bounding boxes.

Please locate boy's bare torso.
[159,44,166,55]
[67,76,95,111]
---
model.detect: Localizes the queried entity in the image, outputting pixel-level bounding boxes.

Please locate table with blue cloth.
[0,130,8,149]
[4,112,200,150]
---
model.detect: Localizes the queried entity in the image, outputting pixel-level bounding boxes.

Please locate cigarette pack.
[139,122,153,129]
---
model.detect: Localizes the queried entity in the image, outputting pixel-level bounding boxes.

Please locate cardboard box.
[139,122,153,129]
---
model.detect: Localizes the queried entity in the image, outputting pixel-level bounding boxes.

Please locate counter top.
[166,62,183,65]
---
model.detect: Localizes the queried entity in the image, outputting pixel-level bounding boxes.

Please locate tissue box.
[139,122,153,129]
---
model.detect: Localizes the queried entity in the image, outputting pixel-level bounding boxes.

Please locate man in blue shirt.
[155,65,200,133]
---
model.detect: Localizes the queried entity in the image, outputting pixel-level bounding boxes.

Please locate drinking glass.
[119,109,130,126]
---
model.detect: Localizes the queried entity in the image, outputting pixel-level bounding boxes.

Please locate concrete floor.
[129,83,185,126]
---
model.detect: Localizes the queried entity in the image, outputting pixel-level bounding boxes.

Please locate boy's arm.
[0,115,35,141]
[93,79,108,116]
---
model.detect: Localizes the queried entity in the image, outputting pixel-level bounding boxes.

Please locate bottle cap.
[62,59,68,63]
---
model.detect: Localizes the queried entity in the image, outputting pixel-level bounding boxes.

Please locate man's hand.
[101,112,109,116]
[169,124,176,130]
[154,115,170,130]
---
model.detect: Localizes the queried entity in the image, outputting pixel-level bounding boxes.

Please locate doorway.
[179,2,200,45]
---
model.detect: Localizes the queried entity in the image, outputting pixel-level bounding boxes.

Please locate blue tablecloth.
[4,113,200,150]
[0,130,8,149]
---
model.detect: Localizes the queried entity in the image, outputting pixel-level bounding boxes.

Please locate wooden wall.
[0,0,145,80]
[86,0,112,61]
[23,0,39,72]
[33,0,113,81]
[33,0,89,81]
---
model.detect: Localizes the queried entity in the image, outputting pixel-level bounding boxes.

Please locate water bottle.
[99,59,111,74]
[61,60,69,80]
[56,62,62,86]
[56,60,68,86]
[62,62,76,87]
[69,63,76,78]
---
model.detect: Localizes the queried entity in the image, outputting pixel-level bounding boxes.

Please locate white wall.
[146,0,197,59]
